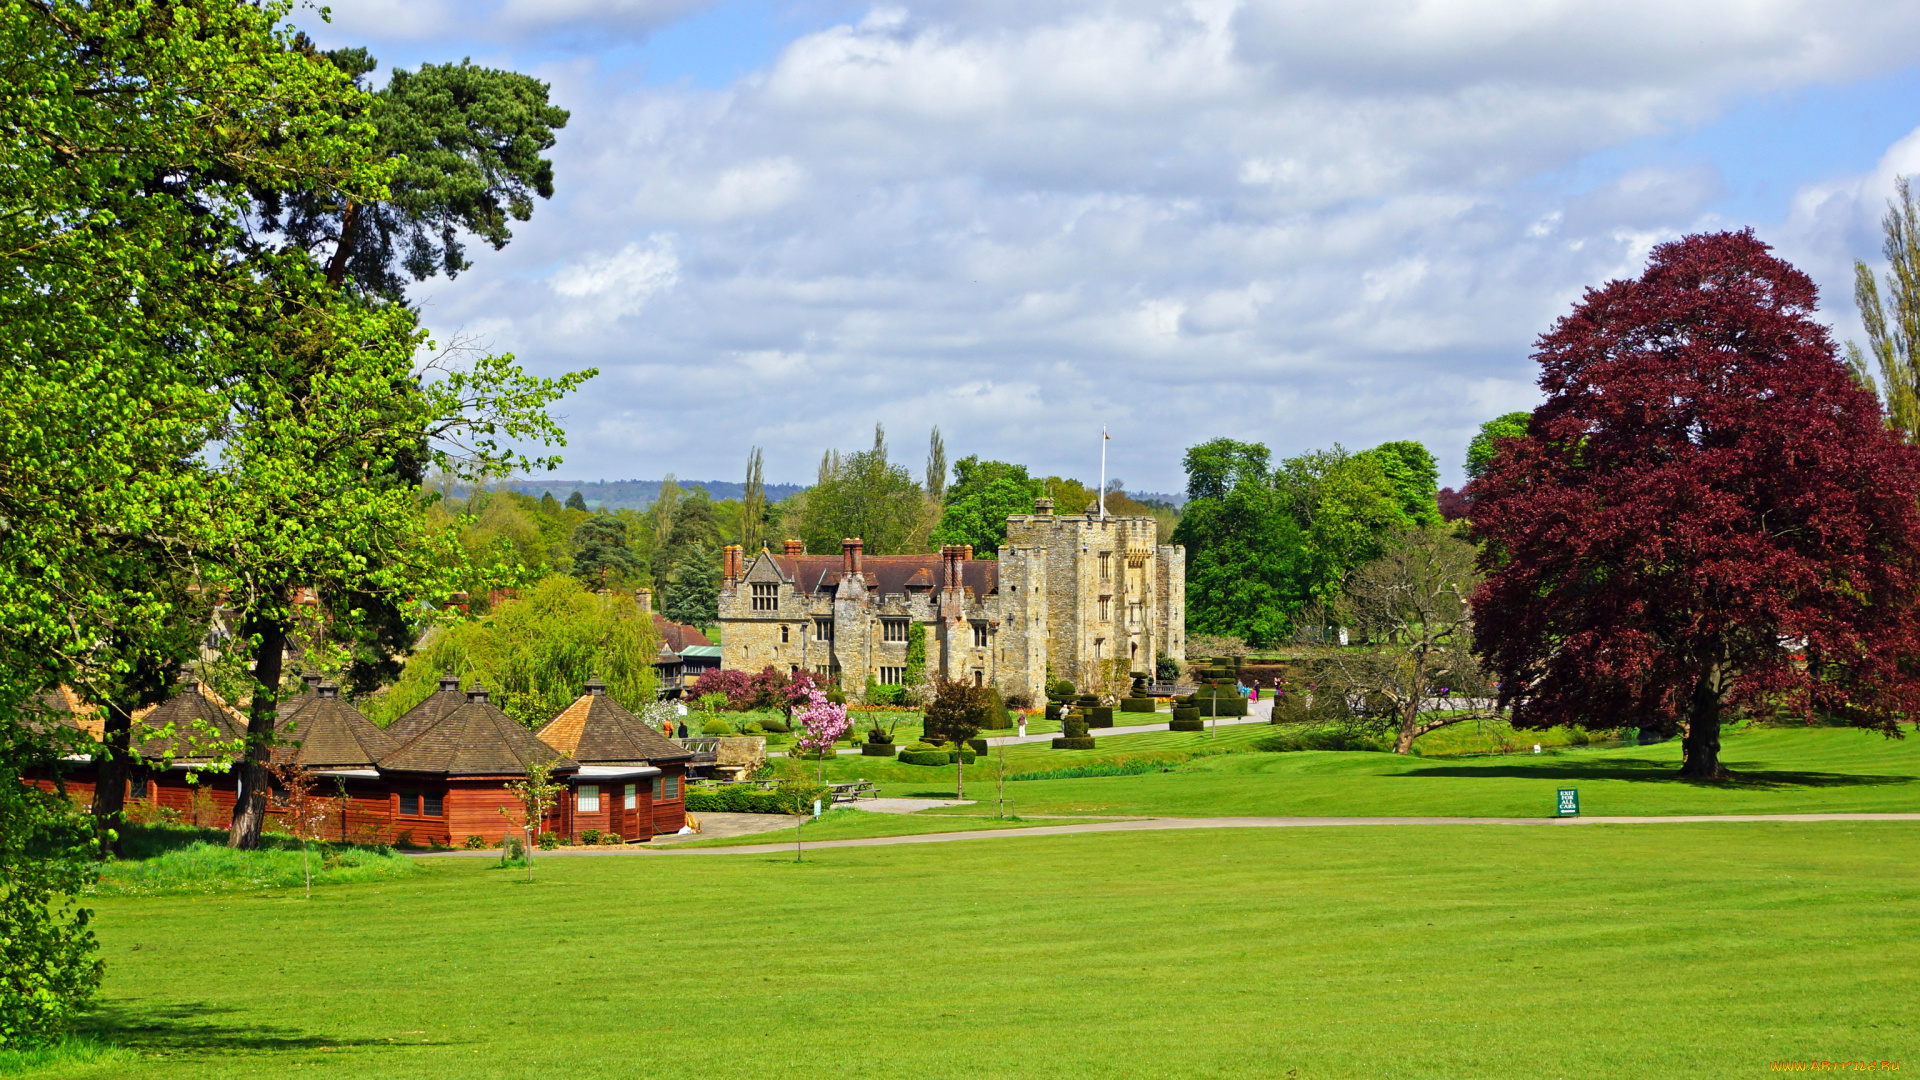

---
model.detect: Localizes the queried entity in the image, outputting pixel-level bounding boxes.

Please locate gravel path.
[408,811,1920,858]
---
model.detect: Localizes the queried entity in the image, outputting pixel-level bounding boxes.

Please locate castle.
[715,499,1185,703]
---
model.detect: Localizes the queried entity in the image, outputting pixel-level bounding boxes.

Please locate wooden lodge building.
[25,675,693,847]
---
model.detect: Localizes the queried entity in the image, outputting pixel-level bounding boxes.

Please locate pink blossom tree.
[792,688,850,782]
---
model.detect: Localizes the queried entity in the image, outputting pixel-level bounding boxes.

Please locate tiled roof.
[384,674,466,743]
[278,671,324,717]
[652,614,713,653]
[275,686,396,769]
[133,683,249,762]
[27,686,103,739]
[536,681,693,765]
[764,553,999,597]
[379,685,578,777]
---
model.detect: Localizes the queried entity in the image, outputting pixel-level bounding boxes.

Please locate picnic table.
[829,781,879,803]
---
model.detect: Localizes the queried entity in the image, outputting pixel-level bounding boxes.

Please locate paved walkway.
[846,798,975,814]
[408,811,1920,859]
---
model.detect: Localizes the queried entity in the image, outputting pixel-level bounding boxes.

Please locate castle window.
[879,666,905,685]
[972,622,989,648]
[882,618,909,643]
[1099,598,1110,622]
[1100,551,1112,581]
[814,618,834,641]
[781,624,790,643]
[973,670,984,686]
[751,583,779,611]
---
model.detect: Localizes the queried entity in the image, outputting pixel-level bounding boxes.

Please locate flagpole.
[1099,426,1108,519]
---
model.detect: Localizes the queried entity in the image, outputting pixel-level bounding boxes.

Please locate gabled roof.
[751,551,999,598]
[384,673,466,744]
[276,685,396,769]
[133,683,248,762]
[536,680,693,765]
[379,684,578,777]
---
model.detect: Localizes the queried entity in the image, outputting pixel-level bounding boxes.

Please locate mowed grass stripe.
[66,821,1920,1080]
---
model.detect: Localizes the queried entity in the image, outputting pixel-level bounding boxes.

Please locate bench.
[829,781,880,803]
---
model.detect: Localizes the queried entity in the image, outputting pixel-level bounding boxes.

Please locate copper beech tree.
[1468,230,1920,778]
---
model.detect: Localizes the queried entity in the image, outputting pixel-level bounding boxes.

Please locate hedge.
[1045,702,1063,721]
[1169,718,1206,731]
[967,738,989,755]
[1172,706,1200,724]
[1086,706,1114,728]
[1050,736,1097,749]
[684,783,827,815]
[861,743,898,756]
[1120,698,1155,713]
[897,749,948,766]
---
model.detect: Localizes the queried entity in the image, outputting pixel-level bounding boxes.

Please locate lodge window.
[814,618,834,641]
[652,776,662,799]
[653,775,680,800]
[578,785,600,812]
[751,583,779,611]
[1100,551,1112,581]
[781,625,790,643]
[879,666,905,685]
[882,618,909,642]
[665,775,679,799]
[972,622,989,647]
[624,783,637,810]
[129,776,149,800]
[399,790,443,817]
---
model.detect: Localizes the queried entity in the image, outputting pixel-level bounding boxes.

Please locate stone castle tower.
[715,498,1183,702]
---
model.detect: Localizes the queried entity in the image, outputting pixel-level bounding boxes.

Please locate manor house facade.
[716,499,1185,703]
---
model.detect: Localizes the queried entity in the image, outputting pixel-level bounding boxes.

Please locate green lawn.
[879,726,1920,818]
[667,806,1112,848]
[48,820,1919,1078]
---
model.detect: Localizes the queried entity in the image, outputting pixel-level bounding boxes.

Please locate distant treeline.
[486,478,807,511]
[485,477,1179,511]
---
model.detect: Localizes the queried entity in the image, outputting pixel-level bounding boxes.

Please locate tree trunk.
[229,600,288,850]
[324,202,359,287]
[93,701,135,857]
[955,754,965,800]
[1395,702,1418,754]
[1680,668,1726,780]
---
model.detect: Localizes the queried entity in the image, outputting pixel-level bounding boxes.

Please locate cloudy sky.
[305,0,1920,494]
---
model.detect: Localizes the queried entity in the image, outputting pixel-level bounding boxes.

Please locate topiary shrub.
[462,834,488,850]
[984,688,1013,729]
[899,748,952,766]
[1170,705,1204,731]
[1049,679,1076,700]
[1218,697,1248,717]
[1045,702,1063,721]
[950,748,977,764]
[758,715,791,733]
[1120,697,1155,713]
[1075,694,1099,706]
[966,738,989,755]
[861,742,898,756]
[1051,715,1095,749]
[701,717,733,735]
[1086,706,1113,727]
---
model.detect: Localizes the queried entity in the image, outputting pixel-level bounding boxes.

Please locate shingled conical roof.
[275,684,396,769]
[278,671,324,717]
[536,679,693,765]
[378,683,577,777]
[384,672,466,743]
[133,682,248,762]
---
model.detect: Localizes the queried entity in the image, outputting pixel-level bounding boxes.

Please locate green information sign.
[1556,788,1580,816]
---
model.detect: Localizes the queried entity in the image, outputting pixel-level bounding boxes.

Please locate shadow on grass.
[1401,758,1916,789]
[73,1001,375,1056]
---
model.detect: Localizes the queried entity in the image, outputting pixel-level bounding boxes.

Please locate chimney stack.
[962,545,972,561]
[1034,497,1055,515]
[784,538,805,556]
[842,537,864,575]
[723,544,745,583]
[636,587,652,614]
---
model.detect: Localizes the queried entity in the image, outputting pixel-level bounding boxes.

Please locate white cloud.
[345,0,1920,489]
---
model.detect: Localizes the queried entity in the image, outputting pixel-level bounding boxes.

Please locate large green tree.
[791,425,927,555]
[572,515,644,589]
[1465,412,1531,481]
[931,456,1044,557]
[1849,175,1920,438]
